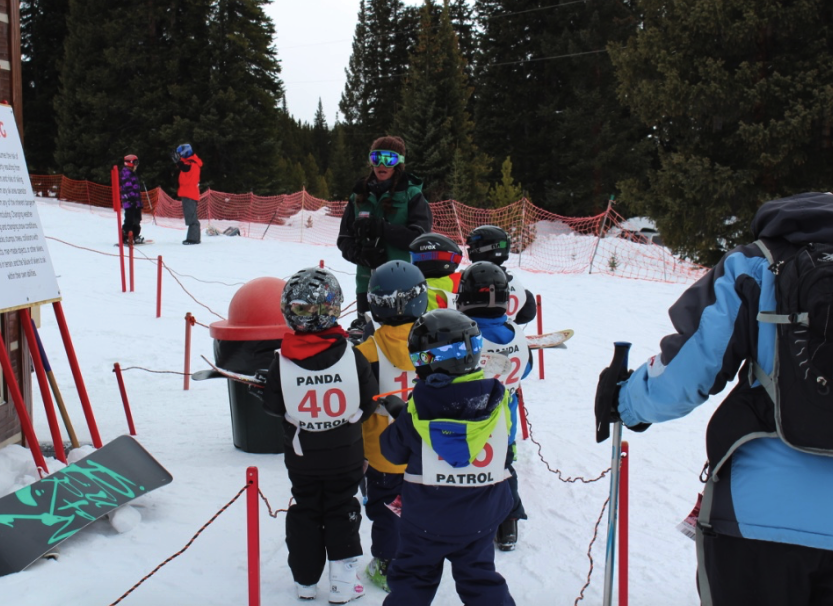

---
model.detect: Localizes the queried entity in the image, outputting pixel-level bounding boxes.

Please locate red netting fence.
[29,173,706,284]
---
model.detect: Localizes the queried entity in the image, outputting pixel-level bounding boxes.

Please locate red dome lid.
[209,277,292,341]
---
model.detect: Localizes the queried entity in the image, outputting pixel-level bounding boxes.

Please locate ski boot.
[295,582,316,601]
[366,557,391,593]
[495,518,518,551]
[328,557,365,603]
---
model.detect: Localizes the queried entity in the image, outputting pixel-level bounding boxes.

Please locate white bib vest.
[415,410,510,487]
[481,322,529,398]
[279,345,361,455]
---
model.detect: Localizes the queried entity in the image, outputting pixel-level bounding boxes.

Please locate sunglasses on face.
[289,300,340,317]
[369,150,404,168]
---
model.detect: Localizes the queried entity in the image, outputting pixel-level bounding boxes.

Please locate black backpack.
[753,239,833,454]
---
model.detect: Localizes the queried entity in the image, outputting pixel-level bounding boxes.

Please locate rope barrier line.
[523,401,611,484]
[574,497,610,605]
[108,484,248,606]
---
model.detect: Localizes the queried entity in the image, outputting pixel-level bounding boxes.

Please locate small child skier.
[408,232,464,310]
[379,308,516,605]
[457,260,533,551]
[466,225,537,325]
[260,267,379,603]
[354,260,429,592]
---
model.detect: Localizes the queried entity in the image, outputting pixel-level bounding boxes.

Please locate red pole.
[536,294,544,380]
[619,440,629,606]
[319,259,324,268]
[247,466,261,606]
[128,232,135,292]
[0,339,49,475]
[183,312,193,391]
[112,165,126,293]
[517,387,529,440]
[113,363,137,435]
[156,255,163,318]
[19,308,66,464]
[52,301,103,448]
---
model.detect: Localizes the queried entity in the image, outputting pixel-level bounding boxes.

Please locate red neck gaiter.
[281,326,348,360]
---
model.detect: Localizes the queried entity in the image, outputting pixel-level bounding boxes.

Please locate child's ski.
[526,329,574,349]
[194,355,265,388]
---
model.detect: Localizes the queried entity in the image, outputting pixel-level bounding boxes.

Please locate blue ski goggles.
[409,335,482,367]
[369,150,404,168]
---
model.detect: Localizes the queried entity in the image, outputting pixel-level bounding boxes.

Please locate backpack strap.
[750,239,780,402]
[753,240,809,326]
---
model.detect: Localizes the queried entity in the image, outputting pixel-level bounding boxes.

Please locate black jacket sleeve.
[261,357,286,418]
[514,289,538,325]
[353,347,380,422]
[382,192,433,250]
[337,201,363,263]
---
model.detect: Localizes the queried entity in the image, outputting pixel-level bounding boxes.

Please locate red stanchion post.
[112,165,126,293]
[517,387,530,440]
[319,259,324,268]
[536,295,544,380]
[19,308,66,464]
[113,363,137,435]
[619,440,629,606]
[129,232,135,293]
[0,339,49,475]
[156,255,163,318]
[183,312,194,391]
[247,466,261,606]
[53,301,103,448]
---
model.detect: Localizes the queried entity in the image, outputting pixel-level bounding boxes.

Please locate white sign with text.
[0,104,60,312]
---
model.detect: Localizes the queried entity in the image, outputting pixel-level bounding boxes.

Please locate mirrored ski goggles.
[288,300,340,317]
[410,250,463,265]
[468,241,508,254]
[369,150,404,168]
[409,335,482,367]
[367,283,427,313]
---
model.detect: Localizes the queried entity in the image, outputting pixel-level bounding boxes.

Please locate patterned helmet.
[281,268,343,333]
[368,260,428,325]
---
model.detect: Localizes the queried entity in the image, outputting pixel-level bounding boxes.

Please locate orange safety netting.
[30,173,706,284]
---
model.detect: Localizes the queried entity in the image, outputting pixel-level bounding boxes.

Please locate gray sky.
[265,0,425,126]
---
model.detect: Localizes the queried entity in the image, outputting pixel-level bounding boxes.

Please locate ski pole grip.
[595,341,632,443]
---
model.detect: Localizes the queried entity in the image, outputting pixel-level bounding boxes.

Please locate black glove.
[171,151,181,163]
[354,215,384,240]
[379,395,407,419]
[595,367,650,433]
[358,244,387,269]
[341,242,363,265]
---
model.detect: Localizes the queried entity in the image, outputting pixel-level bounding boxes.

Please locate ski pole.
[141,179,156,224]
[600,341,631,606]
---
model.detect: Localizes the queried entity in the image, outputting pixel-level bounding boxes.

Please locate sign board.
[0,104,60,312]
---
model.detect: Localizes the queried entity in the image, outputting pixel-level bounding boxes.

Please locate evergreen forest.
[21,0,833,263]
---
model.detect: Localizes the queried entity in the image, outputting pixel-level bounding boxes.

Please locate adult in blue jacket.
[612,192,833,605]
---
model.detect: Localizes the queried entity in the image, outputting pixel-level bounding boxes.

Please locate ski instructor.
[337,136,432,333]
[172,143,203,245]
[597,191,833,605]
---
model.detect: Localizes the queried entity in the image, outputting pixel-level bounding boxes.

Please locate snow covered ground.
[0,199,726,605]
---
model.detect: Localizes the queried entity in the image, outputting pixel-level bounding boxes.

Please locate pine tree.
[488,156,523,208]
[312,99,330,172]
[395,0,488,203]
[195,0,285,194]
[21,0,70,174]
[327,123,356,200]
[339,0,414,174]
[611,0,833,264]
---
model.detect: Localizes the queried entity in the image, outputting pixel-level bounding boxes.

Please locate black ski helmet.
[367,260,429,325]
[408,233,463,278]
[407,309,482,379]
[281,267,343,333]
[466,225,510,265]
[456,261,510,319]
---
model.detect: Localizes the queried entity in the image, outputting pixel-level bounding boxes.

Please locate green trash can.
[210,277,292,454]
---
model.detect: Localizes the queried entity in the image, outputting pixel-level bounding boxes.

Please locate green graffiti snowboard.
[0,435,172,576]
